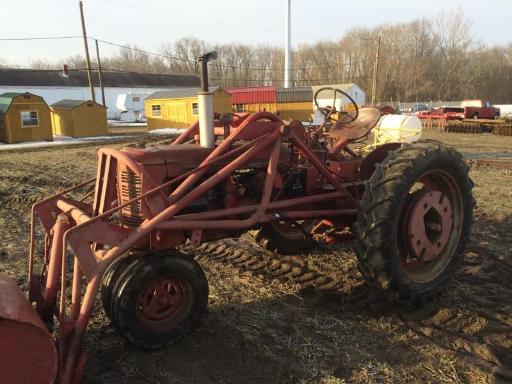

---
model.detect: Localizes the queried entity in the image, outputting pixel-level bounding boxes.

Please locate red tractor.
[0,52,474,383]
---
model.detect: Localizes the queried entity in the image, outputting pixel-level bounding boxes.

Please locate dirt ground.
[0,131,511,384]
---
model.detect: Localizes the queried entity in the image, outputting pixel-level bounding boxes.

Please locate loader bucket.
[0,275,57,384]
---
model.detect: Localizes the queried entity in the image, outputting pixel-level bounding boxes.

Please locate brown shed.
[0,92,53,143]
[51,99,108,137]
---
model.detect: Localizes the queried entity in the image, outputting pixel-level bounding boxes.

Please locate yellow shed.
[0,92,53,143]
[145,87,232,129]
[233,102,278,114]
[51,99,108,137]
[276,87,313,121]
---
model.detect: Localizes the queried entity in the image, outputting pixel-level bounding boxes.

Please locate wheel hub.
[407,190,453,261]
[138,277,188,324]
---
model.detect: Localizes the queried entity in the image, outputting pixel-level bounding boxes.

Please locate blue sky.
[1,0,510,66]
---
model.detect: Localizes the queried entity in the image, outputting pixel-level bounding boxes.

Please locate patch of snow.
[109,121,147,127]
[0,128,180,151]
[148,128,181,135]
[0,135,138,151]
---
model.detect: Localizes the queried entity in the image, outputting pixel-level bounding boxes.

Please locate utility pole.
[79,0,96,102]
[284,0,291,88]
[348,54,352,83]
[371,35,381,105]
[95,39,106,106]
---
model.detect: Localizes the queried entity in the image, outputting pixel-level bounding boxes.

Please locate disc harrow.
[492,124,512,136]
[181,237,346,293]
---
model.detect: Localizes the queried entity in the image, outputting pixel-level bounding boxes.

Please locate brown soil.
[0,131,511,384]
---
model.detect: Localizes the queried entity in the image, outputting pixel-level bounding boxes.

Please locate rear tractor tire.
[355,140,474,303]
[253,221,314,255]
[104,250,208,349]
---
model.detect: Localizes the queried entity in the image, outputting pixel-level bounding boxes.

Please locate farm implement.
[0,52,474,383]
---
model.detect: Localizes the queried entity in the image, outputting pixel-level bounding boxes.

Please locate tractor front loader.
[0,52,474,383]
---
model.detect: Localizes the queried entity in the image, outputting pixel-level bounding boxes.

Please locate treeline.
[22,10,512,103]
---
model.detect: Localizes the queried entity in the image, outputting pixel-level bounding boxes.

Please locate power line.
[0,35,357,74]
[210,76,371,84]
[0,36,82,41]
[92,0,325,39]
[95,38,353,73]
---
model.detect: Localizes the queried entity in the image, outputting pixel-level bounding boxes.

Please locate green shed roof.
[51,99,103,110]
[0,92,23,114]
[0,92,47,115]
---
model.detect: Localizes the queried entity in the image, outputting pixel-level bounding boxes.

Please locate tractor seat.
[329,108,381,141]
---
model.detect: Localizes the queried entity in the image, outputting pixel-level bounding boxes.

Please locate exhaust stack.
[197,51,218,148]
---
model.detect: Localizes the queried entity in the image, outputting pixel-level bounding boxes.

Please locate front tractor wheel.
[109,251,208,349]
[355,140,474,302]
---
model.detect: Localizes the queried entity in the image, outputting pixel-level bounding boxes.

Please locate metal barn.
[0,92,53,143]
[51,99,108,138]
[145,87,232,129]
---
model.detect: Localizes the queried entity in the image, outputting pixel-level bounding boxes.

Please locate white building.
[311,83,366,110]
[0,69,200,119]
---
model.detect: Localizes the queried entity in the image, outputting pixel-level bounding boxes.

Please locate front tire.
[101,253,139,318]
[110,250,208,349]
[355,141,474,302]
[253,221,314,254]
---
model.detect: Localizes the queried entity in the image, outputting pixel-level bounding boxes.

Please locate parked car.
[409,103,430,114]
[460,100,500,120]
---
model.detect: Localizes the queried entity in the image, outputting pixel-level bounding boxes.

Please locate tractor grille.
[119,170,144,227]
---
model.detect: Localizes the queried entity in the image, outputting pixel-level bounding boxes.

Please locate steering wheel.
[313,87,359,124]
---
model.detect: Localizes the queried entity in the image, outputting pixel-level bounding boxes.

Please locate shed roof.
[276,86,312,103]
[146,87,219,100]
[225,86,275,93]
[225,86,276,104]
[0,69,200,88]
[0,92,34,114]
[51,99,104,110]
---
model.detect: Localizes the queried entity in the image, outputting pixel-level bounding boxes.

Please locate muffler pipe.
[197,51,218,148]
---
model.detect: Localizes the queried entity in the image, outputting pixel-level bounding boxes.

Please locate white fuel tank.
[375,114,422,144]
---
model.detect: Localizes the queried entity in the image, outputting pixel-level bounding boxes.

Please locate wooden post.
[95,39,106,107]
[79,0,96,102]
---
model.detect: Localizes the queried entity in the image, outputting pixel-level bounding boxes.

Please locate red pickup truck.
[460,100,500,119]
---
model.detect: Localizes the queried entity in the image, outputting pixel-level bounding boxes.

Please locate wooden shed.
[145,87,232,129]
[276,87,313,121]
[0,92,52,143]
[51,99,108,137]
[226,86,277,114]
[226,86,313,120]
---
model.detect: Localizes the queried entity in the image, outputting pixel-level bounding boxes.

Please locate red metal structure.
[0,53,474,383]
[225,86,276,104]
